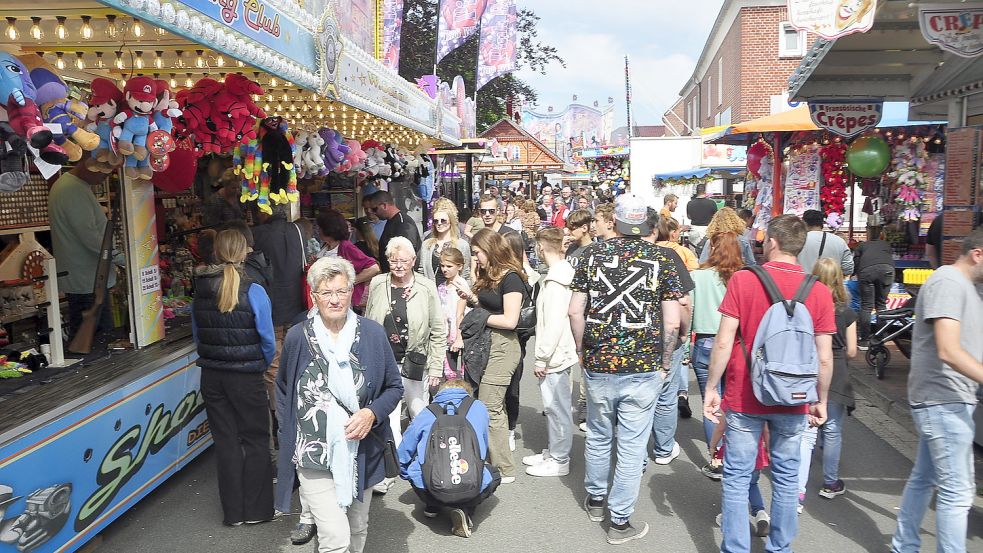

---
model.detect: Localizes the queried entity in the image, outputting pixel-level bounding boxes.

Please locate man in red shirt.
[702,214,834,552]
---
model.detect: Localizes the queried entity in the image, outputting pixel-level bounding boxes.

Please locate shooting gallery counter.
[0,332,211,553]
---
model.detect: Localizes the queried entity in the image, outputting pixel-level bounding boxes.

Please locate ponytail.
[213,229,248,313]
[218,262,241,313]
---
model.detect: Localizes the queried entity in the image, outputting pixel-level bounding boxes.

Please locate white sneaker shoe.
[579,421,588,432]
[372,477,395,495]
[500,476,516,484]
[525,458,570,477]
[654,442,681,465]
[522,449,550,466]
[752,510,771,537]
[509,430,516,452]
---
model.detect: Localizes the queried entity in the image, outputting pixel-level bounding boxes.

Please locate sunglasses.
[479,208,497,215]
[433,218,449,225]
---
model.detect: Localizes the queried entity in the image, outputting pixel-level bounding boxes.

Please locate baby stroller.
[865,295,915,380]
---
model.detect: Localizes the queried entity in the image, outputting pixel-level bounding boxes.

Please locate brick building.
[662,0,819,136]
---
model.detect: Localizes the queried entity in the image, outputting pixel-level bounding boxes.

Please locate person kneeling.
[397,379,501,538]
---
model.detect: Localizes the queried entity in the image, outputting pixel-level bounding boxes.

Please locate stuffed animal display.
[85,78,125,173]
[0,53,68,166]
[590,157,629,192]
[113,76,158,180]
[29,67,99,162]
[176,75,265,157]
[233,116,297,214]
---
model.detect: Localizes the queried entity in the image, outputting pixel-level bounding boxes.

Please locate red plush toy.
[212,74,265,148]
[820,143,848,218]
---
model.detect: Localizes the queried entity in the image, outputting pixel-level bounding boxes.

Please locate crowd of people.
[186,180,983,552]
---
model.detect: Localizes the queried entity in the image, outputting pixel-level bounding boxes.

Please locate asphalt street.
[94,353,983,553]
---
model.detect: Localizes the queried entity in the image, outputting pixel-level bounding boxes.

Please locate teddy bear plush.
[29,67,99,162]
[85,78,124,172]
[318,128,349,174]
[303,131,325,177]
[113,76,158,180]
[0,53,67,165]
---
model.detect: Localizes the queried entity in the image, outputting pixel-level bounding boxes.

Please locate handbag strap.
[817,232,828,259]
[294,222,306,270]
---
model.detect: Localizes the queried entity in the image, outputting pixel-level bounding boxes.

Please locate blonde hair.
[213,229,248,313]
[425,201,461,249]
[706,207,747,239]
[812,257,849,306]
[438,378,474,394]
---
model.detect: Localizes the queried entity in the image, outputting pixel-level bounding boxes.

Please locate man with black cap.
[569,193,684,545]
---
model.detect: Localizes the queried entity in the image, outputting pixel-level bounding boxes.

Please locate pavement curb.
[849,370,916,435]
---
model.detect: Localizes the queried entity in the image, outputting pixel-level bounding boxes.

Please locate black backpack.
[422,397,485,505]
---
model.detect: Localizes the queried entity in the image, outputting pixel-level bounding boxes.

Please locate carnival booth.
[581,145,629,196]
[0,1,464,551]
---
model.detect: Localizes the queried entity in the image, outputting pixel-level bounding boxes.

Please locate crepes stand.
[0,1,464,551]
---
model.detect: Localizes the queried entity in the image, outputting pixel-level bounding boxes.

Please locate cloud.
[514,0,723,129]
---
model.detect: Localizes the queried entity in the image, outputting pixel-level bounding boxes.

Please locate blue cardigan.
[274,316,403,512]
[396,387,495,492]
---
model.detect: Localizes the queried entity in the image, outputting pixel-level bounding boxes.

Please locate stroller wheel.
[866,345,890,379]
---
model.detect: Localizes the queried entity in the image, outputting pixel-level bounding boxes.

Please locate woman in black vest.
[193,229,277,526]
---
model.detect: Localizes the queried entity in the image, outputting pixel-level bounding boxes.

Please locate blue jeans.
[722,411,806,553]
[891,403,976,553]
[798,400,847,494]
[652,345,685,457]
[692,337,719,448]
[676,341,690,395]
[749,470,765,515]
[584,369,663,524]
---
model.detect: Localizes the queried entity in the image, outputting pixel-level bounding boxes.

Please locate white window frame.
[778,22,805,58]
[717,58,723,106]
[707,75,712,118]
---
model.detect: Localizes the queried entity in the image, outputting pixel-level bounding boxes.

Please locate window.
[717,58,723,106]
[707,76,712,118]
[779,22,805,57]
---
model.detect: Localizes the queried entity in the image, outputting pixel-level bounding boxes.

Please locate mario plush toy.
[113,77,157,180]
[85,78,125,173]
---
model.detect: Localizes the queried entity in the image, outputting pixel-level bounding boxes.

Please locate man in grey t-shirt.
[796,210,854,275]
[892,228,983,553]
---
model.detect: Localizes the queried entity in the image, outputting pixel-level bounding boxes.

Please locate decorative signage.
[317,7,343,98]
[919,3,983,57]
[808,100,883,138]
[787,0,876,40]
[139,265,161,295]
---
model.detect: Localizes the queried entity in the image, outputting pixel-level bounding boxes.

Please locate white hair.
[385,236,417,260]
[306,256,355,291]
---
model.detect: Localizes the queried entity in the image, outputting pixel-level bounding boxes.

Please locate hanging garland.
[820,142,848,230]
[887,141,929,222]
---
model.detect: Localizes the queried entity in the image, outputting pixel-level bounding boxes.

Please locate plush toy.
[304,132,325,176]
[292,130,309,178]
[85,78,124,172]
[0,122,28,192]
[0,53,67,165]
[29,67,99,162]
[179,78,223,155]
[151,80,182,134]
[319,128,349,174]
[113,76,158,180]
[341,139,366,174]
[234,117,297,213]
[384,145,406,180]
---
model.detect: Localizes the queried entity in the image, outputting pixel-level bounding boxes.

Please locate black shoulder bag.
[385,280,428,380]
[303,322,399,479]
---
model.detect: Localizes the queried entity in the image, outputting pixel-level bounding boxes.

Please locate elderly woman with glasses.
[364,236,447,493]
[275,256,403,553]
[419,202,471,286]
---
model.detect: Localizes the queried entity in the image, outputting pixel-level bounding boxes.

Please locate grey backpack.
[739,265,819,406]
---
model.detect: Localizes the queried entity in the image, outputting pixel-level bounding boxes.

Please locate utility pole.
[625,55,633,139]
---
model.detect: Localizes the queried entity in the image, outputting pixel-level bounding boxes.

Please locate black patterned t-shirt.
[571,237,684,374]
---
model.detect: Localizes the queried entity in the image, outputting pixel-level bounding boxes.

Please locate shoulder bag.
[385,279,427,380]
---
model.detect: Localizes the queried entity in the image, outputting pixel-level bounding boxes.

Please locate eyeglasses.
[312,288,351,301]
[433,219,449,225]
[388,257,414,268]
[479,208,497,215]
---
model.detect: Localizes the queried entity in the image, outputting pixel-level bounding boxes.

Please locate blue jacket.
[274,316,403,512]
[397,387,494,492]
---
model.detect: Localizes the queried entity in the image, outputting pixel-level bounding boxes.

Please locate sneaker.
[714,513,722,527]
[752,510,771,537]
[509,430,516,452]
[818,479,846,499]
[654,442,681,465]
[423,506,439,519]
[526,458,570,477]
[449,508,471,538]
[522,450,549,466]
[372,477,395,495]
[678,395,692,419]
[701,462,723,481]
[579,421,588,432]
[857,340,869,351]
[500,476,516,484]
[607,521,649,545]
[797,492,806,514]
[584,496,605,522]
[290,522,317,545]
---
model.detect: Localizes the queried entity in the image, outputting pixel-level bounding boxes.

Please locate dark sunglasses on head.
[479,208,497,215]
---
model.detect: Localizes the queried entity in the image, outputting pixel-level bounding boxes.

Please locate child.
[397,379,501,538]
[437,248,467,381]
[711,418,771,538]
[798,258,858,508]
[522,227,576,477]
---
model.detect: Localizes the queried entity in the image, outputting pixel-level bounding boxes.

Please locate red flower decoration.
[820,143,848,218]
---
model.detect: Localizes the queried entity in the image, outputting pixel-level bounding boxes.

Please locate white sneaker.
[525,458,570,477]
[509,430,516,452]
[500,476,516,484]
[522,450,550,466]
[372,477,395,495]
[752,510,771,537]
[579,421,588,432]
[654,442,681,465]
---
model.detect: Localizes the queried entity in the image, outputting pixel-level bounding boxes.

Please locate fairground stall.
[785,0,983,443]
[0,1,464,551]
[581,144,629,197]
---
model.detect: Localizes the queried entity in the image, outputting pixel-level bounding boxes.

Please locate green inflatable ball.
[846,136,890,178]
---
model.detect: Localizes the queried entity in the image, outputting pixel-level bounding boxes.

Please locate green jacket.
[364,273,447,378]
[48,173,116,294]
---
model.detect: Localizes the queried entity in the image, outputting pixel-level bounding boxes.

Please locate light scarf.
[311,309,360,509]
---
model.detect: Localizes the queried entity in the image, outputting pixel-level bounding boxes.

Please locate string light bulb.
[55,52,65,70]
[169,74,177,89]
[55,16,68,40]
[236,59,244,68]
[95,51,105,68]
[75,52,85,70]
[185,73,193,88]
[214,54,225,67]
[115,51,124,70]
[154,24,166,37]
[269,77,278,87]
[29,17,41,40]
[195,50,205,68]
[131,18,144,38]
[154,50,164,69]
[105,15,119,38]
[6,18,18,41]
[134,51,144,69]
[174,50,185,68]
[80,15,93,39]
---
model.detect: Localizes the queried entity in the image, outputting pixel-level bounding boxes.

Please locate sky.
[515,0,725,129]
